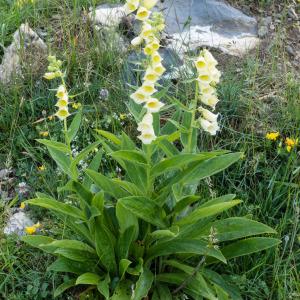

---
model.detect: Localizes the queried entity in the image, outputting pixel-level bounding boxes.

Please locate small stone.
[3,211,34,236]
[286,46,295,57]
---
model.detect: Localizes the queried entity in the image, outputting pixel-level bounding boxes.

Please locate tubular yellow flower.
[25,226,37,235]
[38,165,46,171]
[20,202,26,209]
[198,107,219,122]
[153,63,166,76]
[200,118,219,136]
[143,69,159,83]
[43,72,57,80]
[124,0,140,13]
[138,128,156,144]
[55,108,70,120]
[55,97,69,108]
[131,36,143,46]
[56,85,67,98]
[140,82,157,95]
[203,49,218,67]
[151,52,162,65]
[137,113,153,131]
[130,90,148,104]
[144,98,164,113]
[197,73,213,86]
[39,131,49,137]
[200,94,219,109]
[195,56,208,72]
[285,137,298,147]
[136,6,151,21]
[265,132,280,141]
[144,43,156,56]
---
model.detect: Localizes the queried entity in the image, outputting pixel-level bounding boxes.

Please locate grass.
[0,0,299,299]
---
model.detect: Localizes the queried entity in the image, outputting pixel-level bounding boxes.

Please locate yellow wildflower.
[136,6,151,21]
[25,222,41,235]
[55,108,70,120]
[266,132,280,141]
[285,137,298,152]
[48,115,54,121]
[20,202,26,209]
[43,72,57,80]
[72,102,82,109]
[38,165,46,171]
[39,131,49,137]
[120,114,127,120]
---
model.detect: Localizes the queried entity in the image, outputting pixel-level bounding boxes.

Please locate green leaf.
[148,227,179,243]
[152,284,172,300]
[111,150,147,164]
[54,279,76,298]
[220,237,281,261]
[83,150,103,188]
[119,259,132,280]
[67,109,82,141]
[94,220,117,273]
[203,217,277,242]
[85,169,129,199]
[118,196,167,228]
[174,195,200,213]
[37,139,70,153]
[117,226,136,260]
[146,239,226,263]
[27,198,85,220]
[22,235,54,253]
[175,200,242,226]
[71,141,101,168]
[44,240,96,254]
[111,280,132,300]
[96,129,121,145]
[199,194,236,208]
[97,274,110,299]
[76,273,101,285]
[71,181,93,206]
[180,153,242,184]
[157,139,179,157]
[112,179,143,196]
[133,269,153,300]
[54,248,96,262]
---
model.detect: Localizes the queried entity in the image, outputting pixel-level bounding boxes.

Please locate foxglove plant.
[22,2,280,299]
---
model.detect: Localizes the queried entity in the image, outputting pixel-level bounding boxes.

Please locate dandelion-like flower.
[195,49,221,135]
[124,0,166,144]
[266,132,280,141]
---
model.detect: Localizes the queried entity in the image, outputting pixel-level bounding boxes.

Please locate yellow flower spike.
[136,6,151,21]
[265,132,280,141]
[39,131,49,137]
[43,72,57,80]
[38,165,46,171]
[72,103,82,109]
[20,202,26,209]
[55,108,70,120]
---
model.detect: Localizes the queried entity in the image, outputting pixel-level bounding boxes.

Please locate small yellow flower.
[266,132,280,141]
[48,115,54,121]
[56,85,67,99]
[38,165,46,171]
[39,131,49,137]
[20,202,26,209]
[136,6,151,21]
[55,108,70,120]
[285,137,298,147]
[25,222,41,235]
[43,72,57,80]
[72,102,82,109]
[119,113,127,120]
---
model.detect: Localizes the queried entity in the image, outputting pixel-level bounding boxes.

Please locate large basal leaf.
[152,284,172,300]
[26,198,85,220]
[76,273,101,285]
[132,269,153,300]
[94,220,117,273]
[198,194,236,209]
[117,225,136,260]
[180,152,242,184]
[43,239,96,254]
[118,196,167,228]
[208,237,281,265]
[22,235,54,253]
[96,129,122,145]
[174,195,201,213]
[201,217,277,242]
[54,248,96,262]
[146,239,226,263]
[111,280,133,300]
[175,200,242,226]
[54,279,76,298]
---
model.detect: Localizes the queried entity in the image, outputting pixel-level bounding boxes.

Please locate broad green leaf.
[117,226,136,260]
[22,235,54,253]
[152,284,172,300]
[133,269,154,300]
[180,153,242,184]
[149,228,178,242]
[71,181,93,206]
[91,191,105,213]
[220,237,281,261]
[76,273,101,285]
[83,150,103,188]
[116,202,139,235]
[37,139,70,153]
[71,141,101,167]
[94,220,117,273]
[121,132,136,150]
[54,248,96,262]
[96,129,121,145]
[118,196,167,228]
[174,195,200,213]
[27,198,84,220]
[97,274,110,299]
[111,280,132,300]
[175,200,242,226]
[146,239,226,263]
[119,259,132,280]
[202,217,276,242]
[85,169,129,199]
[157,139,179,157]
[112,179,143,196]
[54,279,76,298]
[43,240,96,254]
[199,194,236,208]
[111,150,148,164]
[67,109,82,141]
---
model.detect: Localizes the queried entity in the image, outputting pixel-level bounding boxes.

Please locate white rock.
[3,211,34,236]
[89,4,127,27]
[157,0,260,57]
[0,23,47,84]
